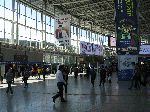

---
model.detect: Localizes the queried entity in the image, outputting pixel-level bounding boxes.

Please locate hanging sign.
[115,0,139,55]
[54,15,70,46]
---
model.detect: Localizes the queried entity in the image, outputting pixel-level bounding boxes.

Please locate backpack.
[6,72,13,82]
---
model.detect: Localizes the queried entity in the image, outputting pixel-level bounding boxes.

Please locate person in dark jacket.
[6,68,13,94]
[63,66,70,93]
[42,67,47,81]
[128,63,141,90]
[74,66,78,79]
[0,74,3,84]
[22,68,30,88]
[90,66,96,87]
[99,65,106,86]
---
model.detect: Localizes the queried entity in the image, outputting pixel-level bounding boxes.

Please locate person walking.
[128,63,140,90]
[6,68,14,94]
[42,67,47,81]
[107,66,112,84]
[37,67,41,79]
[63,66,69,93]
[0,74,3,84]
[99,65,106,86]
[22,68,30,88]
[52,65,67,103]
[90,66,96,87]
[74,66,78,79]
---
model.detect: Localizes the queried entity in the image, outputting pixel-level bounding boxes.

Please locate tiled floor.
[0,73,150,112]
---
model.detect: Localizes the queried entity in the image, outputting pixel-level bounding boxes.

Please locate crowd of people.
[0,63,113,99]
[1,62,150,103]
[52,64,113,103]
[0,65,50,95]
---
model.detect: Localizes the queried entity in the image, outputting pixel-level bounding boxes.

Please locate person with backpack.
[6,67,14,94]
[22,68,30,88]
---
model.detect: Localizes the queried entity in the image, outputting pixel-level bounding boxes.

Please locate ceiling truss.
[20,0,150,36]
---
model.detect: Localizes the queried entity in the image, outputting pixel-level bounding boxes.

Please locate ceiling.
[19,0,150,37]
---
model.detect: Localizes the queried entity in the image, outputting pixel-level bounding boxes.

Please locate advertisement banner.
[115,0,139,55]
[80,41,103,56]
[115,0,139,80]
[139,45,150,55]
[118,55,138,80]
[54,15,70,46]
[92,44,103,56]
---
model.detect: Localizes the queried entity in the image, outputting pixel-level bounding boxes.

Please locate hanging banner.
[54,15,70,46]
[115,0,139,80]
[80,41,103,56]
[118,55,138,80]
[80,41,92,55]
[115,0,139,55]
[92,44,103,56]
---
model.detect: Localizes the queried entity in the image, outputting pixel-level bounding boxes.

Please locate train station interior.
[0,0,150,112]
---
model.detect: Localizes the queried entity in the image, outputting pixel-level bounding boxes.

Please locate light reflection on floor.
[0,74,74,89]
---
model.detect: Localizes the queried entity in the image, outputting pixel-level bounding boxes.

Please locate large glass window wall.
[0,0,108,63]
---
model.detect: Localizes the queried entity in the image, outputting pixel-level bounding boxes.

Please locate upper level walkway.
[0,73,150,112]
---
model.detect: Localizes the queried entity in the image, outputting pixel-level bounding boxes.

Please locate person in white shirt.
[52,65,67,103]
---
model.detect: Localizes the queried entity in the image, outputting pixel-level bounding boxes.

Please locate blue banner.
[115,0,139,55]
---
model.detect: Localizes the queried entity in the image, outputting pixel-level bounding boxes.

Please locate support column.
[16,1,19,45]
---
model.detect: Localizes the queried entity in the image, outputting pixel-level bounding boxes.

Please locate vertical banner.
[115,0,139,54]
[115,0,139,80]
[54,15,70,46]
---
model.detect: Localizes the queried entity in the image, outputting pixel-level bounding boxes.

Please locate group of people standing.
[5,66,31,94]
[4,65,48,95]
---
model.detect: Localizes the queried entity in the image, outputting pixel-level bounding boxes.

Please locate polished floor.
[0,73,150,112]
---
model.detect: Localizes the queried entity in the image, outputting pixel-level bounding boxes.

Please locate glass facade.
[0,0,108,64]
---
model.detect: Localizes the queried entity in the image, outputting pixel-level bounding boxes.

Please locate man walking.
[22,68,30,88]
[52,65,67,103]
[6,67,13,94]
[90,66,96,87]
[99,66,106,86]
